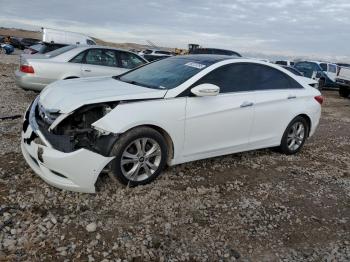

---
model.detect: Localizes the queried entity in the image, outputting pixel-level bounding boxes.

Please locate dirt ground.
[0,54,349,261]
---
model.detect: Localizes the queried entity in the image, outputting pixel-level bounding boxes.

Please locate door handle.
[84,69,91,72]
[287,95,296,99]
[240,101,254,108]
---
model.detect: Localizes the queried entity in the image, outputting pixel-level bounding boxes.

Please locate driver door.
[182,64,255,160]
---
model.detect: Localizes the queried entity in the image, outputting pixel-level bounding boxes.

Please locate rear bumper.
[15,70,50,91]
[21,98,114,193]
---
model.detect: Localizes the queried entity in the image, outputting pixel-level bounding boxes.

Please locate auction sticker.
[185,62,206,69]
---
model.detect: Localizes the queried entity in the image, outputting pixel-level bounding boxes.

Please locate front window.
[117,57,212,89]
[320,63,327,71]
[85,49,118,67]
[118,51,145,69]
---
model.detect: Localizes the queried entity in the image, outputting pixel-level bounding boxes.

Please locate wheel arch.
[63,76,79,80]
[123,124,175,163]
[294,113,312,137]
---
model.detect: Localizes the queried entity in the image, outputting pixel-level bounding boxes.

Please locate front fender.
[92,98,186,160]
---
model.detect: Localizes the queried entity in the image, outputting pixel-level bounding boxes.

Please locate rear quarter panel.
[33,60,82,81]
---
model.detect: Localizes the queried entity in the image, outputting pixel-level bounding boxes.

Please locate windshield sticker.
[185,62,206,69]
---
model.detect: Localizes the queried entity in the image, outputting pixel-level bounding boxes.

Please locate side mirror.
[191,83,220,97]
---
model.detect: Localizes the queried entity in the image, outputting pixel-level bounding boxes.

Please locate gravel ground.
[0,55,350,261]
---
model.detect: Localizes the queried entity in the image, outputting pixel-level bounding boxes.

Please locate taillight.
[314,95,324,105]
[20,65,35,74]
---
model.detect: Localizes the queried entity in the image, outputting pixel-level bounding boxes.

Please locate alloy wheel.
[120,138,162,182]
[287,122,305,151]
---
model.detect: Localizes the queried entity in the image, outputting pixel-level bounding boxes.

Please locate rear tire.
[279,116,309,155]
[339,87,350,98]
[109,127,168,186]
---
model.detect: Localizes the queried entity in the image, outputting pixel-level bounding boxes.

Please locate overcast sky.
[1,0,349,60]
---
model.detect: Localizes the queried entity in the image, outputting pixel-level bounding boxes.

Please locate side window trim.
[178,62,303,97]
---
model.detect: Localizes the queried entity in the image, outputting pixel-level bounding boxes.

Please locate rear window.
[29,44,44,52]
[45,45,76,57]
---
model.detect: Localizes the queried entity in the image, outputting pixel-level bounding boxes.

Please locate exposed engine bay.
[35,102,119,156]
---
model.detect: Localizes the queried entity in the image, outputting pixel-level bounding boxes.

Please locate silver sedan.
[15,45,147,91]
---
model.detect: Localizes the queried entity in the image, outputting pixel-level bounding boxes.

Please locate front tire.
[339,87,350,98]
[109,127,168,186]
[279,116,309,155]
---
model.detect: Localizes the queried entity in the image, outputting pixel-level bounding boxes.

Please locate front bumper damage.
[21,97,114,193]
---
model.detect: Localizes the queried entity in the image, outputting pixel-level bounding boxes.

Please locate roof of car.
[172,54,236,63]
[70,45,145,55]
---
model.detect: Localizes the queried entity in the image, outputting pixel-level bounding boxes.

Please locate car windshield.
[117,57,212,89]
[45,45,76,57]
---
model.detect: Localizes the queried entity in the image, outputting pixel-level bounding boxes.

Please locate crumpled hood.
[39,77,167,113]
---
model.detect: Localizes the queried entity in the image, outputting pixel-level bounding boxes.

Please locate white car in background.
[275,60,295,66]
[21,55,323,193]
[138,49,173,61]
[317,62,338,83]
[15,45,147,91]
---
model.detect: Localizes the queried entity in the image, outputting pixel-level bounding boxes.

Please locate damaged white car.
[21,55,323,193]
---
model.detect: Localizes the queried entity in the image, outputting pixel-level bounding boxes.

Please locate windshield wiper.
[116,78,159,89]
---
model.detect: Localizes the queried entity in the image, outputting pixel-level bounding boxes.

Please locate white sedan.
[15,45,147,91]
[21,55,323,193]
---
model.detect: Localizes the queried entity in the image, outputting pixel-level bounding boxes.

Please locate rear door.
[81,49,124,77]
[249,64,306,149]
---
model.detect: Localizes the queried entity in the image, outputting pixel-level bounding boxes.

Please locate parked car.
[337,63,350,68]
[281,66,319,89]
[189,48,241,57]
[336,66,350,97]
[294,61,338,89]
[281,65,303,76]
[138,49,173,62]
[275,60,295,66]
[20,38,41,48]
[0,43,14,54]
[15,45,147,91]
[23,43,68,55]
[21,55,322,193]
[0,36,25,49]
